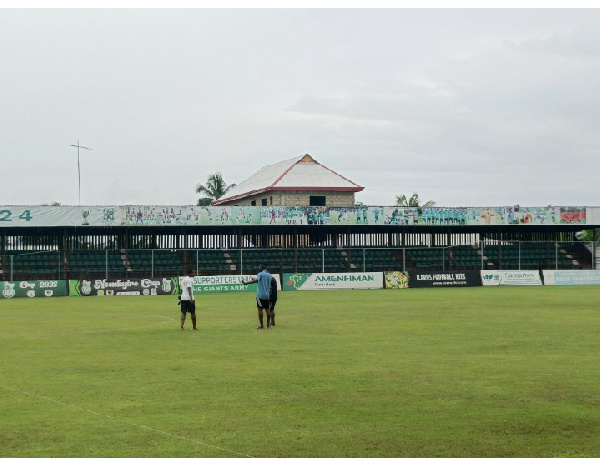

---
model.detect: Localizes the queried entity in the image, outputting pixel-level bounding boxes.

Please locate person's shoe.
[257,326,264,330]
[193,328,198,330]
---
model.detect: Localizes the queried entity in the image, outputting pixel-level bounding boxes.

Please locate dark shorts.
[180,300,196,315]
[270,297,277,310]
[256,298,270,310]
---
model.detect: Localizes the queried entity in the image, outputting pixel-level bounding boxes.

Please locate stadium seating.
[0,242,594,281]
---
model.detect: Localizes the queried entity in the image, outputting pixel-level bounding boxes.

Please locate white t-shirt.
[180,276,195,301]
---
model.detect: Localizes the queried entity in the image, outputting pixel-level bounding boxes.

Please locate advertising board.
[481,270,542,286]
[69,278,178,296]
[283,272,383,291]
[543,270,600,286]
[407,271,482,288]
[1,280,67,299]
[182,274,281,294]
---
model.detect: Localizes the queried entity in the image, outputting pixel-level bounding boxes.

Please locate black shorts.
[256,298,270,309]
[269,297,277,310]
[180,300,196,315]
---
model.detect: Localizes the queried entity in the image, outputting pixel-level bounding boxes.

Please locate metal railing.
[0,242,596,281]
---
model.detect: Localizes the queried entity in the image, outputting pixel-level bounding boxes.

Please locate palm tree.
[577,229,600,242]
[395,191,436,208]
[196,173,236,206]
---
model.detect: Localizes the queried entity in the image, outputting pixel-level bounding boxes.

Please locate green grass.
[1,286,600,457]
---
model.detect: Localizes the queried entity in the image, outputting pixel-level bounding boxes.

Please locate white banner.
[543,270,600,286]
[283,272,383,290]
[481,270,542,286]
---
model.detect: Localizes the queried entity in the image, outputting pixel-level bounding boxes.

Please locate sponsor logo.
[81,280,92,295]
[2,282,16,299]
[94,279,140,290]
[313,275,375,282]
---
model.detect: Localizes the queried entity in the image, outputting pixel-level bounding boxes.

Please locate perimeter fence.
[0,241,596,281]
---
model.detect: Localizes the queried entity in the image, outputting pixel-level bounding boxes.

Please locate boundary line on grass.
[0,383,253,458]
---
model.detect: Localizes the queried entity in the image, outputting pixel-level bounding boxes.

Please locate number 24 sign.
[0,209,33,222]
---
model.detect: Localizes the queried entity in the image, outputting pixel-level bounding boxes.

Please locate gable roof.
[212,154,364,205]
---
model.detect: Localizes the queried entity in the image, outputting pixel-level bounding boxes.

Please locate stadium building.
[212,154,364,208]
[0,154,599,282]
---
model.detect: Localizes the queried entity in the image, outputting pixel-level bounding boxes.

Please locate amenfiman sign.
[283,272,383,290]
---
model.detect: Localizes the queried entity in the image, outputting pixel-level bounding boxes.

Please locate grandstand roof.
[212,154,364,205]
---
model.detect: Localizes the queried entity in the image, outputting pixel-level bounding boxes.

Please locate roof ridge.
[269,155,305,189]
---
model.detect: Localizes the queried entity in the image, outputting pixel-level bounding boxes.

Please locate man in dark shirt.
[269,276,278,327]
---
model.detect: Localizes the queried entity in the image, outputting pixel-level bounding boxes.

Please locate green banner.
[1,280,67,299]
[69,277,178,296]
[0,205,590,227]
[183,274,281,294]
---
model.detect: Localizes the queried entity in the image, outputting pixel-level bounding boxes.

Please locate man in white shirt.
[180,269,197,330]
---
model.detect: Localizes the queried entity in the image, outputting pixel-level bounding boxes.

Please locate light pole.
[70,140,92,205]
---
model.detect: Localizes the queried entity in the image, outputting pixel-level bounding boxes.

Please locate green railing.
[0,242,596,281]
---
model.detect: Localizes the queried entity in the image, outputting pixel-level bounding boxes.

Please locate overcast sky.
[1,8,599,208]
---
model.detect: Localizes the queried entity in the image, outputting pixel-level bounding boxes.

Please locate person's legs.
[189,302,197,330]
[269,308,275,326]
[269,299,276,326]
[257,307,264,329]
[181,313,186,330]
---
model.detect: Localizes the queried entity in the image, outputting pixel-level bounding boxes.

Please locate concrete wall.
[227,191,357,207]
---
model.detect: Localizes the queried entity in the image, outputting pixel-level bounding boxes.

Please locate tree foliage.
[196,173,236,206]
[395,192,436,208]
[577,229,600,242]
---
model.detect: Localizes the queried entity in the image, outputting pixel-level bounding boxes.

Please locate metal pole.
[363,248,366,273]
[481,241,484,271]
[240,248,243,275]
[70,141,92,205]
[10,255,13,281]
[442,247,445,271]
[151,249,154,278]
[105,249,108,279]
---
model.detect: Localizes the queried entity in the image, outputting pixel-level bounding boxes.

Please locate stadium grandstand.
[1,154,599,280]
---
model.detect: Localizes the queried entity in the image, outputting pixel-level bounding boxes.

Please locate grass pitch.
[1,286,599,458]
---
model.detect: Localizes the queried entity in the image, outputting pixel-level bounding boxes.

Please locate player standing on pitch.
[180,269,197,331]
[242,263,272,329]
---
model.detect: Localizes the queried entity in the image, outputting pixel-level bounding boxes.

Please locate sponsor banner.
[383,207,469,226]
[180,274,281,294]
[283,272,383,291]
[329,207,385,225]
[407,270,482,288]
[1,280,67,299]
[481,270,542,286]
[543,270,600,286]
[69,277,178,296]
[0,205,589,227]
[385,272,409,289]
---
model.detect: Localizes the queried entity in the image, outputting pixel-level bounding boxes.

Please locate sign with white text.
[481,270,542,286]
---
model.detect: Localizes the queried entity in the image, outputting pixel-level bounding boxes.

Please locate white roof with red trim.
[212,154,364,206]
